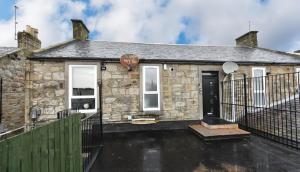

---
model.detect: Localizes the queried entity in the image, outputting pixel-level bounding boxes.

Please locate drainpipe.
[231,73,236,122]
[98,63,103,141]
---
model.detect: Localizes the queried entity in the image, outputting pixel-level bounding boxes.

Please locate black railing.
[222,72,300,149]
[81,110,103,172]
[57,109,103,172]
[57,109,79,119]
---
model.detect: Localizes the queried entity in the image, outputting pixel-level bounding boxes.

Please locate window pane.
[253,77,264,90]
[254,93,265,106]
[253,69,264,77]
[145,68,158,91]
[71,98,95,110]
[144,94,158,109]
[72,66,95,96]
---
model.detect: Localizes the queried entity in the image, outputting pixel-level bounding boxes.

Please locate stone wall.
[102,63,140,122]
[29,61,65,120]
[26,60,300,124]
[161,64,199,120]
[102,63,200,123]
[0,51,27,130]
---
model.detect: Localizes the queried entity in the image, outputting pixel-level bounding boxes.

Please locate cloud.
[88,0,300,51]
[0,0,300,52]
[0,0,86,47]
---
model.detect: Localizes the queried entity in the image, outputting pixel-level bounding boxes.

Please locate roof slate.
[32,40,300,64]
[0,47,20,57]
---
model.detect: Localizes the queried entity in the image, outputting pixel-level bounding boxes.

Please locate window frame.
[252,67,266,107]
[69,65,98,113]
[142,66,160,111]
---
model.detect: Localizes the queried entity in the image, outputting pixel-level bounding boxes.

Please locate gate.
[221,72,300,149]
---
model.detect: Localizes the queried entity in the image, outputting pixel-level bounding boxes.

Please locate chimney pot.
[235,31,258,47]
[71,19,89,40]
[17,25,41,51]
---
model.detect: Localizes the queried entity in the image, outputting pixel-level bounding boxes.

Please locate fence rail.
[222,72,300,149]
[81,111,103,172]
[0,114,82,172]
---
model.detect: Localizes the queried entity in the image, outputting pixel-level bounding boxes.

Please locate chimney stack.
[294,50,300,54]
[17,25,41,51]
[71,19,89,40]
[235,31,258,47]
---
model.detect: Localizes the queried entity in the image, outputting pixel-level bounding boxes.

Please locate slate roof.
[0,47,20,57]
[32,40,300,64]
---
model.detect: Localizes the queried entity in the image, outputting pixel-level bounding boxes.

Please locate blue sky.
[0,0,300,52]
[0,0,16,20]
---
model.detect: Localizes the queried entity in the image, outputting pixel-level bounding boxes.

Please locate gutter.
[28,56,300,66]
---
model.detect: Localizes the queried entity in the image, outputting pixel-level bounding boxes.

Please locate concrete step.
[131,118,157,125]
[189,124,250,141]
[201,121,238,129]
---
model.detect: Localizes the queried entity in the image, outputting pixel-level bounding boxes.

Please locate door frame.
[198,66,224,120]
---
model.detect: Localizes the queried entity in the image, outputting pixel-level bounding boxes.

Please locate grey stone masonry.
[235,31,258,47]
[0,50,28,130]
[17,25,41,51]
[101,63,200,123]
[29,61,65,120]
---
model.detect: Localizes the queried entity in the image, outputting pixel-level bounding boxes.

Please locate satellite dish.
[222,62,239,74]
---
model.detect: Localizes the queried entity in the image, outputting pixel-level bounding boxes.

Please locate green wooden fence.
[0,114,82,172]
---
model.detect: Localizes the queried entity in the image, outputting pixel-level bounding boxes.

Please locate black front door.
[202,72,220,118]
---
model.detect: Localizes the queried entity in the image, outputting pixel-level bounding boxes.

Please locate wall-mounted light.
[163,64,167,70]
[101,62,106,70]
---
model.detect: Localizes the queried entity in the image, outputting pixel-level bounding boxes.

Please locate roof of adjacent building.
[32,40,300,64]
[0,47,20,57]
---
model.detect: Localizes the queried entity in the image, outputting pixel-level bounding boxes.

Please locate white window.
[69,65,97,113]
[143,66,160,111]
[296,68,300,91]
[252,67,266,107]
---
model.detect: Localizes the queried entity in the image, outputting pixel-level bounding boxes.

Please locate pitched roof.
[32,40,300,64]
[0,47,20,57]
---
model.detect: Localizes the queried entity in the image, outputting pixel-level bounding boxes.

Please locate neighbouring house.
[27,19,300,125]
[0,25,41,132]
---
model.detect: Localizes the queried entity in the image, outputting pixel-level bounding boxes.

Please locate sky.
[0,0,300,52]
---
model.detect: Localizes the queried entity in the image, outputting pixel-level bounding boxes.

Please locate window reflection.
[71,98,95,110]
[72,67,95,96]
[145,68,157,91]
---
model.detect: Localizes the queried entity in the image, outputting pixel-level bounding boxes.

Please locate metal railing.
[221,72,300,149]
[57,109,103,172]
[57,109,79,119]
[81,110,103,172]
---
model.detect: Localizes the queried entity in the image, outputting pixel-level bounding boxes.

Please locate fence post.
[244,74,248,128]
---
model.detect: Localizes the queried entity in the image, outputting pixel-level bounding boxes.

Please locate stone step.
[201,118,239,129]
[189,124,250,141]
[201,121,238,129]
[131,118,157,125]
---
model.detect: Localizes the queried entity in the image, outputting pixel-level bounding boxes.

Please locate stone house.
[0,25,41,132]
[27,19,300,125]
[2,19,300,129]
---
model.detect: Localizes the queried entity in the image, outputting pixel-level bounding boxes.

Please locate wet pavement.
[91,130,300,172]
